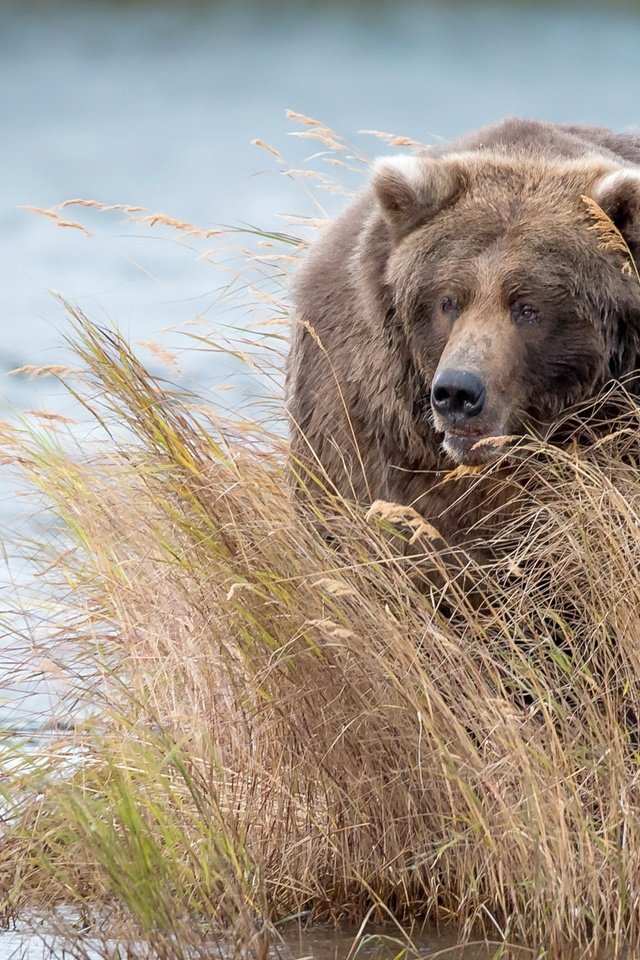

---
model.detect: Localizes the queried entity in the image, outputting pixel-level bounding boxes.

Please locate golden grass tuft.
[3,316,640,959]
[581,194,640,284]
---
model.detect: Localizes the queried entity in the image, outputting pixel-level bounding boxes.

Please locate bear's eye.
[440,295,458,317]
[512,302,542,326]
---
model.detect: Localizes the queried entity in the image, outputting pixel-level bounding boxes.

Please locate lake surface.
[2,0,640,738]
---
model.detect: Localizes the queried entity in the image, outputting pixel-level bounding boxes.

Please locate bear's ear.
[371,155,463,237]
[590,168,640,250]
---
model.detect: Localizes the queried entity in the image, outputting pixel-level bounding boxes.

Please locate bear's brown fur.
[286,118,640,545]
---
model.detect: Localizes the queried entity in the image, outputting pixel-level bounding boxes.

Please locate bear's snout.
[431,369,486,421]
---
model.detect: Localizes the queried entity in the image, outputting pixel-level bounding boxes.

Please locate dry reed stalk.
[581,194,640,285]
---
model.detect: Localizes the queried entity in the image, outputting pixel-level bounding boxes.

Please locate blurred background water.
[2,0,640,727]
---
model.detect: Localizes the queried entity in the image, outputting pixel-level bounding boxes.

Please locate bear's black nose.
[431,369,486,419]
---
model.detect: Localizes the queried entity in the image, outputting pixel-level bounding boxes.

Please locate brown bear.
[286,118,640,545]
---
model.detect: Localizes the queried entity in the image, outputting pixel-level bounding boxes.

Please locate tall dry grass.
[2,120,640,960]
[2,316,640,959]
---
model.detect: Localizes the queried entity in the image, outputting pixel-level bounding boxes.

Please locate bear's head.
[371,152,640,465]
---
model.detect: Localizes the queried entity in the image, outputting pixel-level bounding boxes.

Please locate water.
[0,920,526,960]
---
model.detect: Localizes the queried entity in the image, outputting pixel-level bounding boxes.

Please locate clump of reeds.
[3,311,640,960]
[3,126,640,960]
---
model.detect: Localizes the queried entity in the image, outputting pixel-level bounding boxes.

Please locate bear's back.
[442,117,640,166]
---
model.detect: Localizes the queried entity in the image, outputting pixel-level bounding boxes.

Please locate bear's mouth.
[441,426,504,466]
[447,426,487,439]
